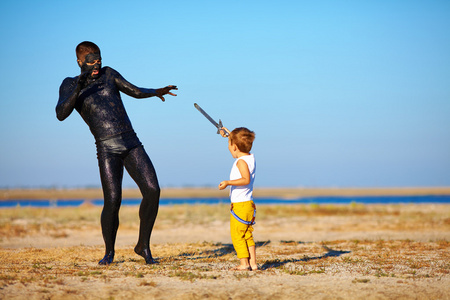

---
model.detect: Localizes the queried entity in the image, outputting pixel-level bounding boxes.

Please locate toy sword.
[194,103,229,137]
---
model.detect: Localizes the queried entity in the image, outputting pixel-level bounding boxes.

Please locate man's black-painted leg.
[134,246,157,264]
[99,251,115,265]
[125,146,160,265]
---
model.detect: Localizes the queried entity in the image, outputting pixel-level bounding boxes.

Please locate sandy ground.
[0,201,449,299]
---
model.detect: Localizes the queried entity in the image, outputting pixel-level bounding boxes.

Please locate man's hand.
[156,85,178,102]
[77,71,90,88]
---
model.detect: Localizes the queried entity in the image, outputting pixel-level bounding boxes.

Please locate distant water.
[1,195,450,208]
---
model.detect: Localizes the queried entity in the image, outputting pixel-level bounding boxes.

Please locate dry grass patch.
[1,240,448,283]
[1,204,449,246]
[1,204,449,299]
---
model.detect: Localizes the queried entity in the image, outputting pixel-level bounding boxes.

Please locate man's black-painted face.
[81,53,102,79]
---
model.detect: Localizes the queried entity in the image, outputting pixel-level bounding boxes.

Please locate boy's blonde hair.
[229,127,255,153]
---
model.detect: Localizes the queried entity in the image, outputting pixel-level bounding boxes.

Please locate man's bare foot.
[134,245,157,264]
[98,251,114,265]
[230,265,251,271]
[250,264,259,271]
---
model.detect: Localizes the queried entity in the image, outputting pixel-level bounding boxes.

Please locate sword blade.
[194,103,220,129]
[194,103,229,136]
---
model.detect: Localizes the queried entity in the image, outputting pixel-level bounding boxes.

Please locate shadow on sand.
[177,241,271,260]
[260,241,351,270]
[175,240,350,270]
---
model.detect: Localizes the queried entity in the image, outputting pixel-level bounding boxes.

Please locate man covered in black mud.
[56,41,177,265]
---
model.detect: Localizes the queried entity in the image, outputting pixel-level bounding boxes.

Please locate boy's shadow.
[176,241,350,269]
[178,241,271,260]
[260,242,351,270]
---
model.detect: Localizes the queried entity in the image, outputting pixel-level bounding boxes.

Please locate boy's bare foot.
[230,265,251,271]
[98,251,114,265]
[250,265,259,271]
[134,245,157,264]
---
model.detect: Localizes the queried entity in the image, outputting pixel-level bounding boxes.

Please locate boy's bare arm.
[218,160,251,190]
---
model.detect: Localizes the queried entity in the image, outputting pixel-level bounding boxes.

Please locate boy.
[56,41,177,265]
[218,127,257,271]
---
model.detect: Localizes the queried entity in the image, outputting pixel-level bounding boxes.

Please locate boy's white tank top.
[230,154,256,203]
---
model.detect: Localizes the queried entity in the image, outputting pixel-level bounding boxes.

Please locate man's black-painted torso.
[58,66,156,141]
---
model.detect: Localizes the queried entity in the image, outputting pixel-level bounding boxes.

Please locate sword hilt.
[217,119,229,137]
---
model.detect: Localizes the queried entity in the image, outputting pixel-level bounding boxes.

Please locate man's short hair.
[229,127,255,153]
[76,41,101,61]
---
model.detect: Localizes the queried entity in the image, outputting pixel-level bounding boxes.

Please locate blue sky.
[0,0,449,188]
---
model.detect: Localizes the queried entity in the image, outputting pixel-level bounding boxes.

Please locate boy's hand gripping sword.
[194,103,229,137]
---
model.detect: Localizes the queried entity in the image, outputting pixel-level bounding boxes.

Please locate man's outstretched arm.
[113,69,177,101]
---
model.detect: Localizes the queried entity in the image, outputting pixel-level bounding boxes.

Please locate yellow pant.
[230,201,255,258]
